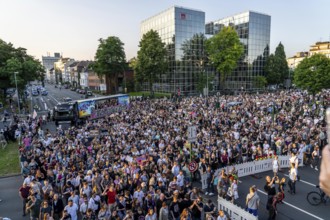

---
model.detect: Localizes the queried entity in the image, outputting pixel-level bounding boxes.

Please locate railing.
[218,196,258,220]
[201,155,303,190]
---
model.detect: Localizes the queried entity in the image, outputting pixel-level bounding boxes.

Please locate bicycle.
[307,185,329,206]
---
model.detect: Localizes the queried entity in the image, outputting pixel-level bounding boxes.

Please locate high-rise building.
[42,53,61,82]
[141,6,205,93]
[206,11,271,91]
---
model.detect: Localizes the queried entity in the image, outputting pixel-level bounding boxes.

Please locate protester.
[245,186,260,216]
[288,163,297,195]
[19,182,30,217]
[311,145,320,171]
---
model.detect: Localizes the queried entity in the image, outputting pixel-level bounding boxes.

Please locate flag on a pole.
[32,110,37,119]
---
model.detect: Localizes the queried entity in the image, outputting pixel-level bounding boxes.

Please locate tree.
[181,33,208,91]
[196,72,215,93]
[265,42,289,85]
[0,39,45,95]
[135,30,167,92]
[93,36,126,94]
[293,53,330,94]
[206,26,244,89]
[253,76,267,89]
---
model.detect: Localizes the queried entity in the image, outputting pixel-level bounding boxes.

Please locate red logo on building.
[181,13,186,20]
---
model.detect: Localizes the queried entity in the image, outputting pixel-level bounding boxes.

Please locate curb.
[0,174,21,179]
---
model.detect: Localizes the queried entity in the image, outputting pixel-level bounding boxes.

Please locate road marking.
[257,189,324,220]
[49,95,59,103]
[44,103,48,111]
[283,174,317,187]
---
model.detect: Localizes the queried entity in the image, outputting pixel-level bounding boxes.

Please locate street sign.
[187,125,197,143]
[189,161,198,172]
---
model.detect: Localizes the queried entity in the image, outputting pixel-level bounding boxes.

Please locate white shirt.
[272,159,279,169]
[289,168,297,181]
[176,174,184,187]
[133,190,144,203]
[79,202,88,214]
[64,203,78,220]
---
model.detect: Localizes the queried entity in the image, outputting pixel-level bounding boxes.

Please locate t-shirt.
[246,192,260,209]
[191,202,203,217]
[64,203,78,220]
[264,182,276,196]
[107,190,116,204]
[170,201,180,218]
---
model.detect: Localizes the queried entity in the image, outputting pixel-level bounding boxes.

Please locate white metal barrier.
[201,155,302,190]
[218,196,258,220]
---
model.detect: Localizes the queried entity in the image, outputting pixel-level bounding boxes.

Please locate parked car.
[41,90,48,96]
[80,90,86,94]
[63,97,73,103]
[32,90,39,96]
[76,89,81,94]
[70,87,76,91]
[86,91,93,96]
[5,88,15,96]
[64,85,69,89]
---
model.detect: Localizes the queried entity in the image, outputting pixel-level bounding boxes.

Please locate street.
[30,84,98,116]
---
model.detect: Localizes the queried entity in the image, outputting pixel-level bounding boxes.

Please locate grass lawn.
[129,91,171,98]
[0,142,20,176]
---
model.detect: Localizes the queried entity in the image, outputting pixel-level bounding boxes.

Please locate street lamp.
[14,72,21,115]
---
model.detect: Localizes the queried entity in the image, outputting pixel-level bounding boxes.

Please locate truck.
[53,102,75,126]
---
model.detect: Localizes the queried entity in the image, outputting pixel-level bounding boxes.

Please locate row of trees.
[92,29,329,94]
[0,39,45,96]
[93,27,244,93]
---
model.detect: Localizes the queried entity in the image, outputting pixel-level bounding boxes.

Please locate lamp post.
[14,72,21,115]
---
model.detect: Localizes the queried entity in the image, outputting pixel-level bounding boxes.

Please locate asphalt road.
[197,165,328,220]
[30,83,98,115]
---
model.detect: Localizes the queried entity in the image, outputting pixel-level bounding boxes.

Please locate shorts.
[247,208,258,216]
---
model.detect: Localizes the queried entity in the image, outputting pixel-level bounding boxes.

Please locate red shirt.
[107,190,116,204]
[19,186,30,198]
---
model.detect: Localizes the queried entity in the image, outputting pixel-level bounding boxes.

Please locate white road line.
[49,94,59,103]
[283,174,317,187]
[44,103,48,111]
[257,189,324,220]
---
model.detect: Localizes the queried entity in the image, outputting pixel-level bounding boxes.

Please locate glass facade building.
[206,11,271,91]
[141,6,205,93]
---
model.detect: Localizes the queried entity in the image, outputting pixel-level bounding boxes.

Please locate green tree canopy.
[0,39,45,93]
[206,26,244,88]
[265,42,289,85]
[135,30,167,91]
[93,36,126,94]
[293,53,330,94]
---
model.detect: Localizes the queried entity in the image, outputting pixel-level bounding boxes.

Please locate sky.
[1,0,329,61]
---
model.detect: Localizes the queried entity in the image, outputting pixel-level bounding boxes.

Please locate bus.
[53,94,129,125]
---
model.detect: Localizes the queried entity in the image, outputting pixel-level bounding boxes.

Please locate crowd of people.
[14,89,329,220]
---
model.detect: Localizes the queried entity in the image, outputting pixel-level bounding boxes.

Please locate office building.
[42,53,60,82]
[141,6,205,93]
[206,11,271,90]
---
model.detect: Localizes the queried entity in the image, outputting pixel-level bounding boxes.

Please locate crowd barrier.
[201,155,303,190]
[218,196,258,220]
